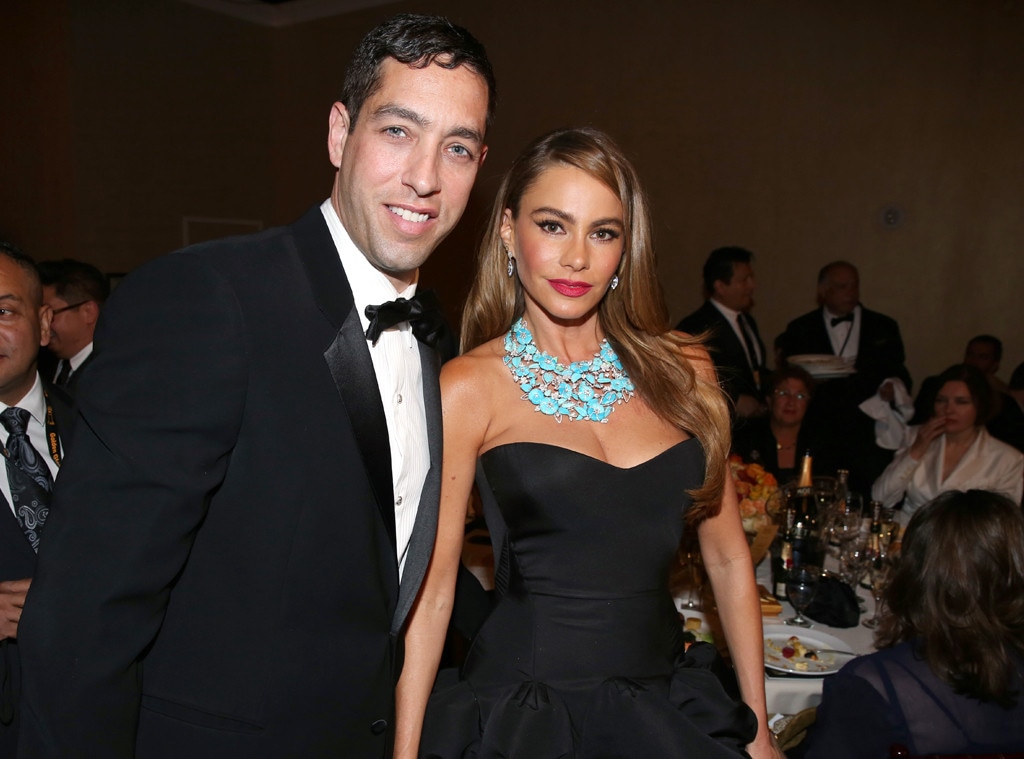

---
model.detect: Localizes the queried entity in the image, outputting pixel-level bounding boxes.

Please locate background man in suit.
[781,260,910,492]
[0,242,74,755]
[37,258,109,393]
[18,14,494,758]
[676,246,768,422]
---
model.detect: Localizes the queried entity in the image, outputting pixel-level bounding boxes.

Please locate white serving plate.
[762,624,857,676]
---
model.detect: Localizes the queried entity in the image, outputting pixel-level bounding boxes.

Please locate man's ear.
[327,102,351,168]
[82,300,100,327]
[39,304,52,348]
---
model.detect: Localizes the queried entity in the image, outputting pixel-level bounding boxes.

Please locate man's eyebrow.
[371,104,484,146]
[372,104,429,129]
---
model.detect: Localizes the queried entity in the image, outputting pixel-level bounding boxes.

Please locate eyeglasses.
[50,301,89,315]
[773,389,808,401]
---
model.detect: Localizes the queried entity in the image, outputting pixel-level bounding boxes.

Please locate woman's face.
[768,377,810,427]
[934,380,978,433]
[500,164,624,326]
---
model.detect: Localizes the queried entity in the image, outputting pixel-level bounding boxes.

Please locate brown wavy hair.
[877,489,1024,705]
[460,127,730,522]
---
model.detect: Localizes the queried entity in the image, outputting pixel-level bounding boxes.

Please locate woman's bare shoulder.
[441,338,507,397]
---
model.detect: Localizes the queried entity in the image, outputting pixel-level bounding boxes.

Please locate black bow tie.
[830,313,854,327]
[364,289,445,348]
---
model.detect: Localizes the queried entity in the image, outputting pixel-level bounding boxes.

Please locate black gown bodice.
[421,440,757,758]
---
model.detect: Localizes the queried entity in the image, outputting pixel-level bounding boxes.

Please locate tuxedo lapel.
[324,315,396,549]
[392,343,442,633]
[293,208,397,549]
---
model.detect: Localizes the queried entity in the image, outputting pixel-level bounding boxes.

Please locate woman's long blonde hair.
[461,127,730,522]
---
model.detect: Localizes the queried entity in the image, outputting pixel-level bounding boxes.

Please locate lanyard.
[43,394,63,468]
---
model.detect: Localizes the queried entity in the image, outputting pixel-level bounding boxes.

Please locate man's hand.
[0,578,31,641]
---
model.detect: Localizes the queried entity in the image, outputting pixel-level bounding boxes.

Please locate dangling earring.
[506,248,515,278]
[609,274,619,290]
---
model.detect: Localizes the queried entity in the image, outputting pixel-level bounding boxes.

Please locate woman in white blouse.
[873,364,1024,524]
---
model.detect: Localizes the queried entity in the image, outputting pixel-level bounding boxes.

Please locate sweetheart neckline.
[480,437,700,471]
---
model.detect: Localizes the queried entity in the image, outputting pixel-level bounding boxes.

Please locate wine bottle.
[773,507,796,597]
[790,451,822,568]
[861,500,884,589]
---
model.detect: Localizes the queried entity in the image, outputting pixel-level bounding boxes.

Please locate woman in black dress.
[395,128,782,759]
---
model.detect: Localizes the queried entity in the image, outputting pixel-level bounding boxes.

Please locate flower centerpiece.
[729,455,781,534]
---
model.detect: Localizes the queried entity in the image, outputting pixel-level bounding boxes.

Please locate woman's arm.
[698,472,782,759]
[871,424,938,508]
[393,357,490,759]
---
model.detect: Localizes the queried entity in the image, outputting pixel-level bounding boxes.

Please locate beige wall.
[4,0,1022,385]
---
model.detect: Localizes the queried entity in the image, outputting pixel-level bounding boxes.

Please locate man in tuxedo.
[781,260,910,492]
[0,243,74,755]
[676,246,768,421]
[38,258,109,394]
[18,14,494,759]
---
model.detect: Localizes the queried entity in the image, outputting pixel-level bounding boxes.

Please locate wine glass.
[862,553,893,629]
[785,564,820,627]
[839,539,871,611]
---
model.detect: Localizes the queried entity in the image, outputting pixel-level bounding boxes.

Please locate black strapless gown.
[421,440,758,758]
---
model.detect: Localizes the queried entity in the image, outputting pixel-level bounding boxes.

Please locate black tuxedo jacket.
[781,305,910,399]
[0,381,75,755]
[676,300,767,403]
[18,208,443,758]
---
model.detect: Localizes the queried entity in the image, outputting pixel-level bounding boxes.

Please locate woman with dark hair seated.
[731,365,821,483]
[872,363,1023,525]
[803,489,1024,758]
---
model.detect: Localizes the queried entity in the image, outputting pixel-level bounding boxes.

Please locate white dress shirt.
[872,427,1024,524]
[321,200,430,580]
[54,341,94,384]
[823,304,861,361]
[709,298,762,368]
[1,374,62,517]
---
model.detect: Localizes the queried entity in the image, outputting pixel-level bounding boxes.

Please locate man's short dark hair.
[0,240,43,301]
[340,13,496,132]
[702,246,753,293]
[37,258,110,306]
[967,334,1003,363]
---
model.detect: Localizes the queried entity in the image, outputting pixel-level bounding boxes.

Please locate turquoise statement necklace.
[503,317,635,423]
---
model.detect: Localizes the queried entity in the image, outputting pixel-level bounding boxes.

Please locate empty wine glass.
[862,553,893,629]
[785,564,820,627]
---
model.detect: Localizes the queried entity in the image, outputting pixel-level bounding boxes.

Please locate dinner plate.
[763,624,856,676]
[787,354,856,378]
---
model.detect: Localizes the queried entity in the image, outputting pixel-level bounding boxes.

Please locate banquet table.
[755,558,877,714]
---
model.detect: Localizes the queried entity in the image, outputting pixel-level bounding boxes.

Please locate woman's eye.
[593,228,621,241]
[538,221,562,234]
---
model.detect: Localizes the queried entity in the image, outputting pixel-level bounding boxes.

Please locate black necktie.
[1,407,53,552]
[831,313,854,327]
[54,360,71,387]
[737,313,760,370]
[364,289,445,348]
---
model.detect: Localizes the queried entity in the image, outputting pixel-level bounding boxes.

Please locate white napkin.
[859,378,914,450]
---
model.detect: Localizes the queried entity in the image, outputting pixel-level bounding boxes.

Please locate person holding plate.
[394,128,782,759]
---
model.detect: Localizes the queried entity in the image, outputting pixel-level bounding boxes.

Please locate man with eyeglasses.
[37,259,109,393]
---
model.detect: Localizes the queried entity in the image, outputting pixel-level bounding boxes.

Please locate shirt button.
[396,495,403,506]
[396,393,403,404]
[370,718,388,735]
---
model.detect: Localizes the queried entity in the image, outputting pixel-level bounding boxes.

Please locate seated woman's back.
[803,489,1024,759]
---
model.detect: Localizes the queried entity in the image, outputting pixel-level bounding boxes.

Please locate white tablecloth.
[756,559,877,714]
